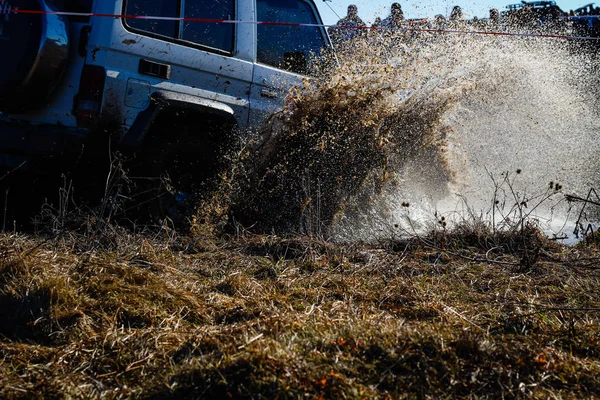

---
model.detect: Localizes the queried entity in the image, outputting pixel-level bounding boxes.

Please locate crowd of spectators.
[328,1,600,48]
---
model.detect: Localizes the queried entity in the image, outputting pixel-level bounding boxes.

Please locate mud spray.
[214,29,600,240]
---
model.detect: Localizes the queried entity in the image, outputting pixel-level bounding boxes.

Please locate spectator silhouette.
[380,3,405,30]
[433,14,446,28]
[487,8,500,30]
[489,8,500,24]
[448,5,466,29]
[449,6,463,22]
[329,4,365,45]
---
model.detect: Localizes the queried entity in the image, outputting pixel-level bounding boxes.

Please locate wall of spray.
[317,32,600,240]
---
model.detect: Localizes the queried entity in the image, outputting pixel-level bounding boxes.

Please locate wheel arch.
[120,90,239,152]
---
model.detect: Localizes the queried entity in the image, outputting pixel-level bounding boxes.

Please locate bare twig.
[565,193,600,208]
[0,160,27,182]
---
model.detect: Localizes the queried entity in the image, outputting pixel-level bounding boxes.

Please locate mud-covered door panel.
[98,0,252,128]
[249,0,330,129]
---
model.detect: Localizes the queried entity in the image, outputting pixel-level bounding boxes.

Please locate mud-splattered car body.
[0,0,331,172]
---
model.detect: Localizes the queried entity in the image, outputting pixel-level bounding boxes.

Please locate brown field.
[0,226,599,399]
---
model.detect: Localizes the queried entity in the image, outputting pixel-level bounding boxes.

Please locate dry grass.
[0,227,599,399]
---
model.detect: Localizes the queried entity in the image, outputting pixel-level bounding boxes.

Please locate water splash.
[226,30,600,239]
[438,36,600,242]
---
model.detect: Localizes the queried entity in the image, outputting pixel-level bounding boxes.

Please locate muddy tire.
[127,113,237,227]
[146,136,210,227]
[0,0,70,112]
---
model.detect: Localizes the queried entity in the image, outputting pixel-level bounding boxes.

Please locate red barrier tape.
[2,3,600,41]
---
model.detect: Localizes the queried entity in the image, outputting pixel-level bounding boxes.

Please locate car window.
[124,0,234,54]
[183,0,235,52]
[125,0,178,38]
[256,0,327,74]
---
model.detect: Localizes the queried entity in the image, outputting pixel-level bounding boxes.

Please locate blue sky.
[316,0,593,24]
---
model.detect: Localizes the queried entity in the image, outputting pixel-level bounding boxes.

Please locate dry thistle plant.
[411,170,576,271]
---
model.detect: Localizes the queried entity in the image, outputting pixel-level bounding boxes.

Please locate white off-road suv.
[0,0,332,222]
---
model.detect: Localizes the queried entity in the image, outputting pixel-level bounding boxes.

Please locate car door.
[249,0,331,129]
[91,0,254,130]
